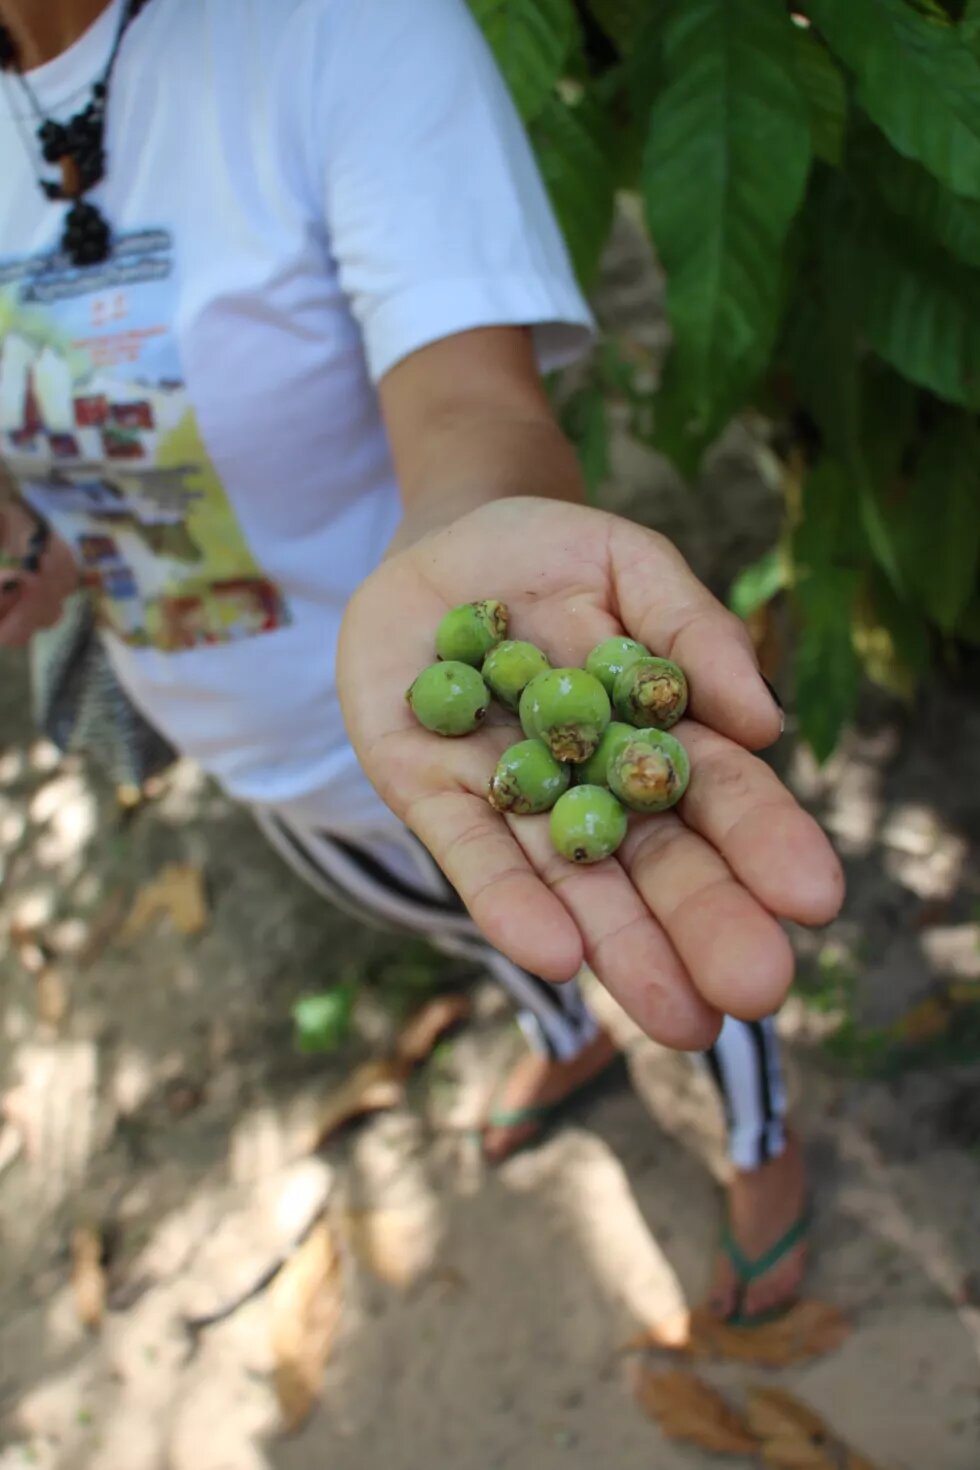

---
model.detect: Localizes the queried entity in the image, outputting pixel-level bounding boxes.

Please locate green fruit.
[482,639,550,712]
[518,668,611,763]
[575,722,636,786]
[407,661,489,735]
[607,730,690,812]
[550,785,628,864]
[585,637,650,696]
[613,656,689,729]
[488,739,570,814]
[435,599,508,666]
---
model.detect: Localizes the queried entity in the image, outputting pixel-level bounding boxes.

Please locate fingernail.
[761,675,786,734]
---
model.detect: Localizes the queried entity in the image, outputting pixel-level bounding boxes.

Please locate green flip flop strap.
[720,1208,811,1284]
[486,1100,555,1131]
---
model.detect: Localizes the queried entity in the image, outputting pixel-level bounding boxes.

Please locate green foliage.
[292,981,356,1055]
[470,0,980,760]
[469,0,579,120]
[643,0,811,440]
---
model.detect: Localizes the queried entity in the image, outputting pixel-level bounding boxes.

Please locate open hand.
[338,497,844,1051]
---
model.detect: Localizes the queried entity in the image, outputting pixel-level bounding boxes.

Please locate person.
[0,0,842,1323]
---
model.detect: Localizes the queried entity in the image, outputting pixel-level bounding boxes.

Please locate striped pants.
[256,806,787,1170]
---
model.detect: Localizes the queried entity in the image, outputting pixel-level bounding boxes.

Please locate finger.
[513,815,722,1051]
[621,814,795,1021]
[405,786,583,982]
[609,518,782,751]
[678,723,845,925]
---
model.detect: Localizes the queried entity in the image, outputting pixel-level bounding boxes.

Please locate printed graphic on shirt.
[0,230,290,651]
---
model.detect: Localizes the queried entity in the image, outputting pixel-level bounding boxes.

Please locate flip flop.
[719,1206,812,1327]
[475,1052,631,1162]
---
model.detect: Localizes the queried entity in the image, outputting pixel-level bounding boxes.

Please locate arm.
[381,327,585,555]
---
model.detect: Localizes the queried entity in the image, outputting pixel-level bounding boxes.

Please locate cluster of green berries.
[406,601,690,865]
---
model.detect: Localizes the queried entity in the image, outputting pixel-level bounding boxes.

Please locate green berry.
[550,785,627,864]
[488,739,570,814]
[585,637,650,696]
[607,730,690,812]
[482,640,550,712]
[613,656,688,730]
[518,668,611,763]
[575,722,636,786]
[407,661,489,736]
[435,600,508,666]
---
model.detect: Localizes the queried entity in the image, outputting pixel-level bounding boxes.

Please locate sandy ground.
[2,213,980,1469]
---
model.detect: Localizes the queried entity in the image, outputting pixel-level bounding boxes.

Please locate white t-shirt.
[0,0,592,833]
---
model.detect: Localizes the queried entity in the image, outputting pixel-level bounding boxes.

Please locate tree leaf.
[468,0,578,121]
[635,1299,851,1367]
[855,570,931,701]
[634,1367,760,1455]
[531,89,616,287]
[338,1204,438,1289]
[963,0,980,56]
[845,204,980,410]
[393,993,470,1065]
[588,0,646,50]
[793,460,863,762]
[854,119,980,268]
[70,1225,106,1332]
[309,1059,409,1150]
[748,1387,885,1470]
[643,0,811,438]
[791,25,848,165]
[808,0,980,200]
[903,411,980,630]
[795,568,862,762]
[561,383,611,502]
[729,547,787,621]
[122,862,208,938]
[269,1220,342,1434]
[293,983,356,1056]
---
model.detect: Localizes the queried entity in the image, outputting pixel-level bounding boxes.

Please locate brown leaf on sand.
[635,1367,760,1457]
[123,862,208,938]
[890,994,950,1044]
[748,1388,884,1470]
[269,1219,342,1434]
[338,1205,434,1289]
[70,1225,106,1331]
[635,1300,850,1368]
[394,994,470,1065]
[35,966,69,1028]
[310,1059,408,1150]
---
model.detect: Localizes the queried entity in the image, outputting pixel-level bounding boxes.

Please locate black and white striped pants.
[256,807,786,1170]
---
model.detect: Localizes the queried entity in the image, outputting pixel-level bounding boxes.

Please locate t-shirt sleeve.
[312,0,595,382]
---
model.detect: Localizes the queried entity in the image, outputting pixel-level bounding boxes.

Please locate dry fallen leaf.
[123,862,208,938]
[70,1225,106,1332]
[749,1388,884,1470]
[394,994,470,1065]
[338,1205,435,1289]
[36,967,69,1028]
[634,1366,760,1457]
[269,1219,342,1434]
[635,1300,850,1369]
[890,994,950,1044]
[310,1058,408,1150]
[76,886,130,970]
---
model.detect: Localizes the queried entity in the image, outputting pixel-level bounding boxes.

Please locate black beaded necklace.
[0,0,150,267]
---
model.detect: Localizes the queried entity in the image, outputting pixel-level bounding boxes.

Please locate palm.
[339,499,843,1050]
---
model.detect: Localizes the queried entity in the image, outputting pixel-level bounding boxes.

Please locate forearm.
[386,408,587,557]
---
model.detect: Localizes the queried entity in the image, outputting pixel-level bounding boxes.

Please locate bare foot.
[706,1129,808,1321]
[480,1029,621,1163]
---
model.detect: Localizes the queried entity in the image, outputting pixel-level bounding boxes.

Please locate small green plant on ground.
[470,0,980,760]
